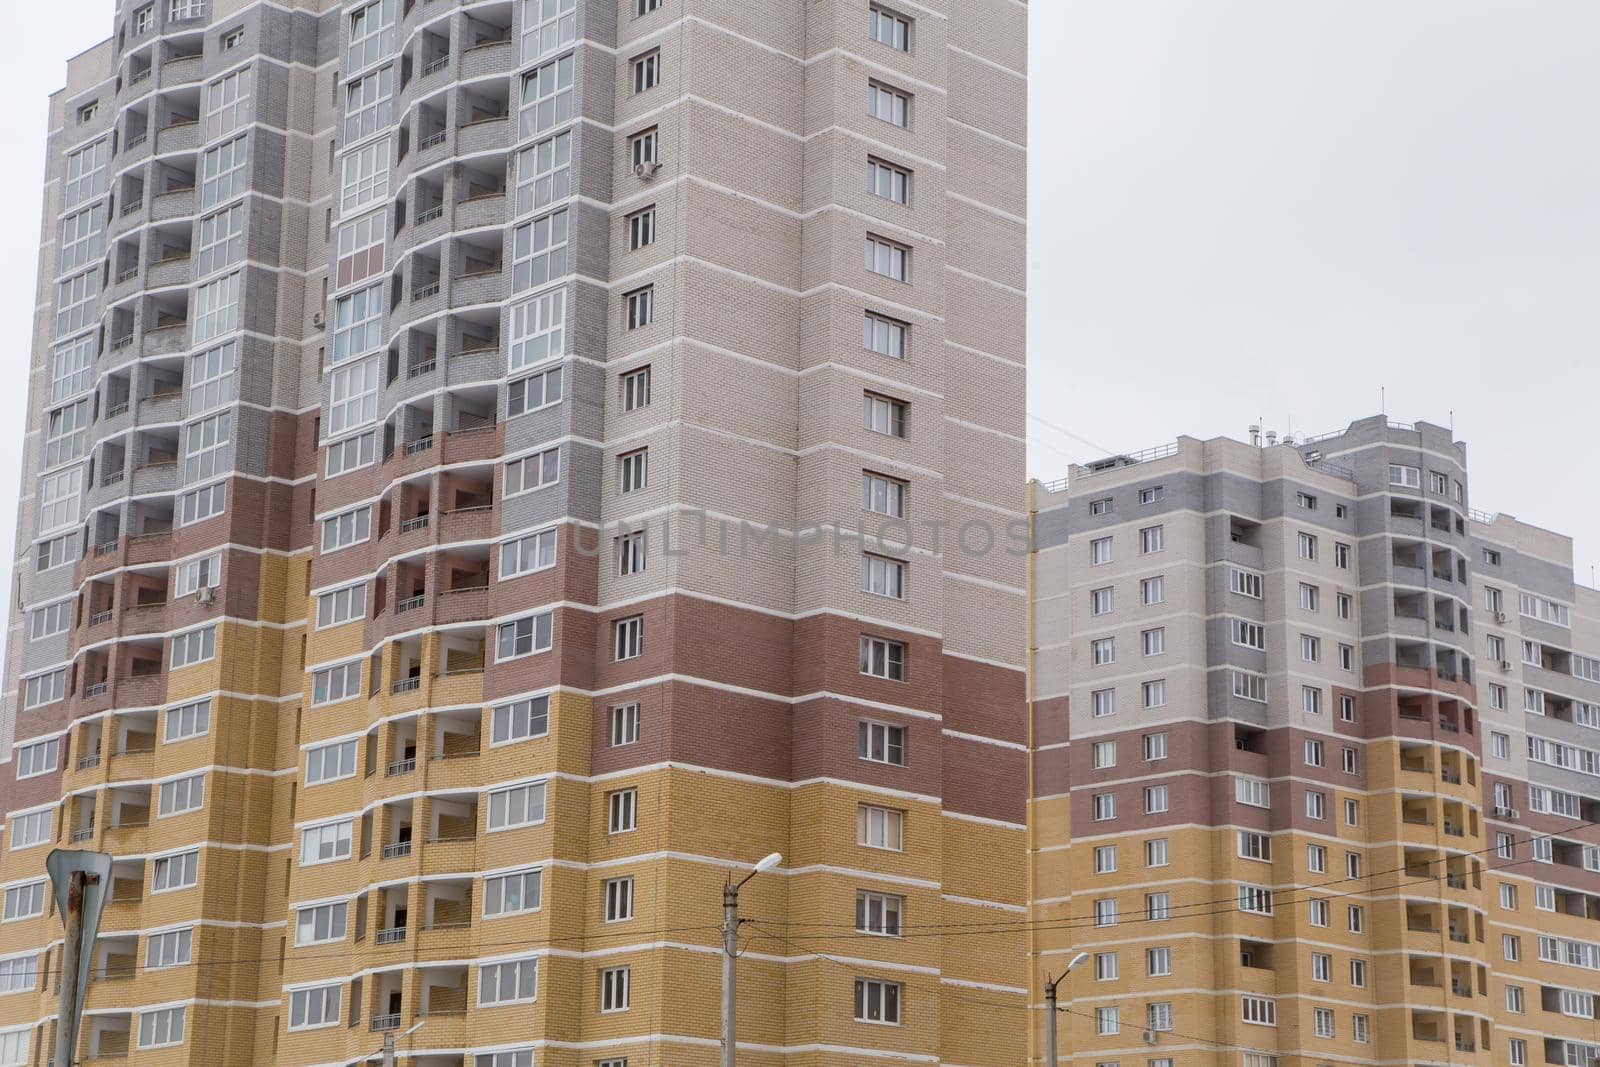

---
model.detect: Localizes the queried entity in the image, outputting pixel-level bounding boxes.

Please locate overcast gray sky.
[1,1,1598,654]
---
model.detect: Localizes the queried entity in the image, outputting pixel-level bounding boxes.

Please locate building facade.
[1030,415,1600,1067]
[0,1,1029,1065]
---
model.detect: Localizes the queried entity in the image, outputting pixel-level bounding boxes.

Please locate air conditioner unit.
[633,161,661,179]
[311,311,325,328]
[1498,660,1511,671]
[1492,805,1512,818]
[1141,1030,1159,1045]
[1509,809,1520,820]
[1494,612,1507,623]
[196,586,215,606]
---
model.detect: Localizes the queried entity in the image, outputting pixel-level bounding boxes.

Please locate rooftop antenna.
[1381,386,1386,415]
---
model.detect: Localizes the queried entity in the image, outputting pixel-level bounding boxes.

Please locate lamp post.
[721,852,783,1067]
[1044,951,1090,1067]
[374,1018,425,1067]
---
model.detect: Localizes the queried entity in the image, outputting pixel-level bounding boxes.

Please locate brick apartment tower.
[0,0,1027,1064]
[1030,416,1600,1067]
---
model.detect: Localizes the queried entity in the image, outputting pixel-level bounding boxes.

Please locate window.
[863,392,907,437]
[484,869,542,917]
[492,696,550,745]
[0,955,33,995]
[864,312,908,358]
[14,740,58,780]
[521,0,576,62]
[617,530,646,576]
[1090,638,1115,666]
[1142,733,1167,760]
[1297,531,1317,560]
[1334,542,1351,568]
[636,0,661,12]
[300,821,353,866]
[165,700,211,744]
[331,285,384,365]
[1307,844,1326,873]
[1095,1006,1120,1035]
[479,958,538,1006]
[1238,831,1271,862]
[327,357,380,435]
[1145,839,1168,867]
[1338,643,1354,671]
[1093,899,1117,926]
[1094,845,1117,874]
[860,636,906,681]
[859,721,905,765]
[604,877,634,923]
[63,138,109,210]
[201,136,249,210]
[295,902,347,946]
[171,625,217,669]
[1339,694,1356,721]
[339,139,388,213]
[867,80,910,127]
[23,671,65,710]
[504,448,561,495]
[867,157,909,203]
[618,449,649,492]
[1503,934,1520,960]
[600,966,631,1012]
[1146,946,1172,976]
[50,336,93,403]
[1346,905,1364,932]
[1,881,45,925]
[1301,686,1323,715]
[157,774,204,817]
[865,235,910,281]
[858,804,903,850]
[1305,790,1326,820]
[1304,739,1324,766]
[500,529,557,578]
[151,849,199,891]
[182,412,232,482]
[1143,785,1168,813]
[869,4,911,49]
[1091,688,1115,717]
[1091,740,1116,769]
[613,615,644,660]
[222,26,244,49]
[173,552,221,598]
[627,205,656,250]
[1147,1002,1172,1033]
[76,101,98,124]
[347,0,397,70]
[1312,1008,1334,1038]
[624,285,654,328]
[1230,568,1263,598]
[305,740,357,786]
[515,132,573,216]
[611,703,641,747]
[134,4,155,33]
[631,49,660,93]
[629,127,659,169]
[1491,731,1509,759]
[1336,592,1351,619]
[1139,525,1164,553]
[146,927,192,969]
[1488,683,1506,710]
[1308,899,1329,927]
[311,661,362,705]
[1142,680,1166,709]
[512,367,569,415]
[488,782,548,831]
[1231,619,1265,650]
[856,891,902,936]
[1295,491,1317,510]
[1521,592,1571,626]
[1388,464,1420,488]
[204,67,252,141]
[1235,776,1270,808]
[854,978,901,1024]
[512,209,570,291]
[28,601,70,642]
[137,1006,185,1049]
[1087,499,1109,518]
[1509,1039,1527,1066]
[176,481,224,533]
[37,467,81,533]
[1240,996,1276,1026]
[496,613,553,660]
[622,365,652,411]
[1140,575,1164,605]
[1093,951,1118,979]
[59,205,105,272]
[1299,582,1319,611]
[1089,587,1114,616]
[608,789,637,833]
[1092,793,1115,821]
[1142,627,1165,655]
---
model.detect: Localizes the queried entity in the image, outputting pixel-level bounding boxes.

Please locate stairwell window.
[608,789,638,834]
[625,285,655,329]
[867,157,910,204]
[863,392,907,437]
[600,966,631,1012]
[861,554,905,599]
[613,616,644,661]
[617,531,646,576]
[866,235,910,281]
[611,703,641,746]
[862,472,906,518]
[864,312,908,358]
[604,877,634,922]
[868,4,911,49]
[618,449,649,493]
[632,49,660,93]
[629,127,659,169]
[627,205,656,250]
[867,80,910,127]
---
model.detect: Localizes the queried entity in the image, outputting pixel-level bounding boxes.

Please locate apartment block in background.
[0,0,1027,1064]
[1031,414,1600,1067]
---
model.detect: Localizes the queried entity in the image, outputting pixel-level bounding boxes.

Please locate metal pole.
[381,1031,394,1067]
[721,881,739,1067]
[55,871,85,1067]
[1043,974,1058,1067]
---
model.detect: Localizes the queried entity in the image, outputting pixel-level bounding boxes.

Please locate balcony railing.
[412,282,440,300]
[381,840,413,859]
[386,757,416,777]
[403,436,434,456]
[421,56,448,77]
[90,610,115,626]
[419,130,447,149]
[85,682,109,697]
[408,359,437,377]
[397,595,425,613]
[391,677,421,694]
[78,753,101,770]
[370,1013,400,1032]
[376,926,408,945]
[71,827,95,843]
[416,204,443,224]
[399,514,430,533]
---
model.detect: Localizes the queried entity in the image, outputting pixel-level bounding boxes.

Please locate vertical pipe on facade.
[1025,477,1038,1066]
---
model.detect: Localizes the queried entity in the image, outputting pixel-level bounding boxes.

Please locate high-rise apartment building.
[0,0,1028,1064]
[1030,415,1600,1067]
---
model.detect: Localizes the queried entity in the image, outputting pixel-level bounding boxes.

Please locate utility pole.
[56,871,85,1067]
[47,851,111,1067]
[1044,952,1090,1067]
[381,1031,394,1067]
[720,852,782,1067]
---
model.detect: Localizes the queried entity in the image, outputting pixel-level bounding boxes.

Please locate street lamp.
[721,852,782,1067]
[1044,952,1090,1067]
[369,1018,425,1067]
